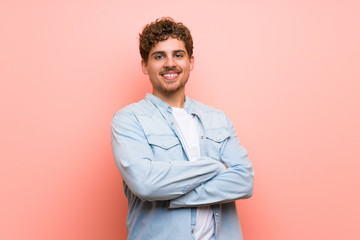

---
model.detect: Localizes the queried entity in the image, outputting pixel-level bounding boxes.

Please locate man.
[111,17,254,240]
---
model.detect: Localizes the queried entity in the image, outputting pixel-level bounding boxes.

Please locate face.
[141,37,194,99]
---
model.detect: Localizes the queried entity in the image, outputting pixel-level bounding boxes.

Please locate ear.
[189,55,194,71]
[141,60,149,75]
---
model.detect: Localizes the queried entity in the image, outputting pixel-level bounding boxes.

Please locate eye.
[154,55,164,60]
[175,53,184,58]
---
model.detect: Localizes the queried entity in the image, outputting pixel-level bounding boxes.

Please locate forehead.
[150,37,187,54]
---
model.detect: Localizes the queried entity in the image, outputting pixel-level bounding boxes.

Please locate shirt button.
[163,144,167,148]
[191,229,194,234]
[215,212,219,216]
[168,106,171,109]
[171,122,175,126]
[200,136,204,139]
[216,137,220,141]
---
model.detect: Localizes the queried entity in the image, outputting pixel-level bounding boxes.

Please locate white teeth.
[163,74,178,77]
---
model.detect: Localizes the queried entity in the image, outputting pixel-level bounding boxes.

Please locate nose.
[164,56,176,68]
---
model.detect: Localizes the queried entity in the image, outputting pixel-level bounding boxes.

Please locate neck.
[152,89,185,108]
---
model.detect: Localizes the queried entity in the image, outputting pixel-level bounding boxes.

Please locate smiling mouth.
[162,73,178,78]
[160,71,181,80]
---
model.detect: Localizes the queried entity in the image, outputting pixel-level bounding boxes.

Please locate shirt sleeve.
[168,117,254,208]
[111,112,225,202]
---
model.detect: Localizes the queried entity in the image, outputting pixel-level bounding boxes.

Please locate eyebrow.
[151,50,186,56]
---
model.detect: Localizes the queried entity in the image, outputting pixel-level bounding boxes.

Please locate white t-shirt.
[172,107,215,240]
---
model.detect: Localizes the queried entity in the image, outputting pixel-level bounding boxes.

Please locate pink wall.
[1,0,359,239]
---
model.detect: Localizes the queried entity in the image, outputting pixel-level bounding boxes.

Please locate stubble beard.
[157,66,187,96]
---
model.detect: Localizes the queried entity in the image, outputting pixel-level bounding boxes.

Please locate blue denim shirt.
[111,94,254,240]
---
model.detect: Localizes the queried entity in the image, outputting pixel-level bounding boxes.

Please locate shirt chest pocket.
[205,128,230,160]
[147,135,187,161]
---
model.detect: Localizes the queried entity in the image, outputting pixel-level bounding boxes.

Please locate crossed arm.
[111,112,254,206]
[169,117,254,208]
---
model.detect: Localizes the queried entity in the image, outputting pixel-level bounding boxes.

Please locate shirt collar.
[145,93,201,117]
[145,93,171,110]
